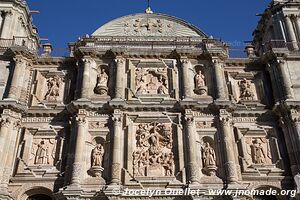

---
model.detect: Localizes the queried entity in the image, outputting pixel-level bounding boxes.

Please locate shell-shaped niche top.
[92,13,208,38]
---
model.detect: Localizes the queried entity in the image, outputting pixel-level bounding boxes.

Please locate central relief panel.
[133,122,174,177]
[128,60,176,100]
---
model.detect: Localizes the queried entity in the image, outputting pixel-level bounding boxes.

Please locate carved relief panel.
[133,122,174,177]
[27,129,64,170]
[31,70,67,105]
[227,71,272,105]
[235,126,284,176]
[128,60,176,100]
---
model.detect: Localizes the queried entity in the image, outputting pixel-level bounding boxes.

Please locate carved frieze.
[88,121,107,129]
[196,121,213,129]
[133,122,174,177]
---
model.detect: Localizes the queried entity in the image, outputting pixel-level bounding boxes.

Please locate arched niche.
[20,187,54,200]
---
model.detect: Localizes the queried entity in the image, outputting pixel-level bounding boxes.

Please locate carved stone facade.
[0,1,300,200]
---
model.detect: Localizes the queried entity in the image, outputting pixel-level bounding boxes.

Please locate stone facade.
[0,0,300,200]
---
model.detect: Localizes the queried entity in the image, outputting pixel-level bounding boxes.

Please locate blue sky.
[27,0,270,52]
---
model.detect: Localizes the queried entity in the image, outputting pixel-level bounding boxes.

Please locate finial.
[145,0,153,14]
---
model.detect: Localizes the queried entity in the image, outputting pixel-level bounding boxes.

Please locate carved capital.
[220,116,233,127]
[185,116,194,125]
[76,117,86,126]
[82,57,95,66]
[12,120,22,130]
[1,118,11,128]
[181,59,190,66]
[115,58,125,65]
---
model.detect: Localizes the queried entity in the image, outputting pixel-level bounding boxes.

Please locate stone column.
[114,58,125,99]
[70,116,87,186]
[181,59,193,99]
[279,117,298,174]
[213,59,227,100]
[80,57,94,99]
[7,57,27,99]
[284,15,299,50]
[294,16,300,42]
[0,11,13,39]
[0,118,11,174]
[185,111,200,184]
[1,121,20,188]
[290,111,300,169]
[219,110,238,183]
[0,12,4,37]
[110,110,122,185]
[277,60,293,99]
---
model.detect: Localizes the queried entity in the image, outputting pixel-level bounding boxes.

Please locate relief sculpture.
[239,78,255,101]
[44,76,62,101]
[135,68,168,95]
[30,139,56,166]
[246,137,272,165]
[133,122,174,177]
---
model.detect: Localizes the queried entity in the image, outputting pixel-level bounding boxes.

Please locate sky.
[26,0,270,54]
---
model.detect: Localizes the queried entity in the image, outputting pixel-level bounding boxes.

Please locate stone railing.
[263,40,300,52]
[0,36,38,52]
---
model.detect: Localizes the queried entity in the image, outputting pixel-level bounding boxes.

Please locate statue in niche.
[44,75,61,101]
[90,143,105,177]
[94,68,108,95]
[35,140,49,165]
[251,138,266,164]
[239,78,255,101]
[202,142,217,176]
[194,70,207,95]
[92,144,104,167]
[133,122,174,177]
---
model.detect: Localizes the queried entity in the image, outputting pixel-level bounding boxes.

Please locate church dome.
[92,13,208,38]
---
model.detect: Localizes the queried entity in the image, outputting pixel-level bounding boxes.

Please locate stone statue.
[239,78,254,101]
[44,76,61,101]
[251,139,266,164]
[194,70,207,95]
[92,144,104,167]
[202,142,217,176]
[35,140,49,165]
[202,142,216,167]
[94,68,108,95]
